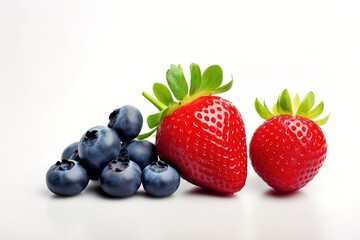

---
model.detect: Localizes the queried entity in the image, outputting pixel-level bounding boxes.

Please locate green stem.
[142,91,167,111]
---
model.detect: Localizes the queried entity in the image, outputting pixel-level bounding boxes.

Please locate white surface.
[1,0,359,239]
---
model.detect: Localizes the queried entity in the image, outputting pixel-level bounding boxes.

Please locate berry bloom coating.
[123,140,157,170]
[61,142,86,167]
[61,142,78,160]
[46,159,89,196]
[108,105,143,142]
[142,160,180,197]
[78,125,121,180]
[100,152,142,198]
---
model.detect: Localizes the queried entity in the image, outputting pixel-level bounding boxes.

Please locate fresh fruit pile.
[46,63,330,197]
[46,105,180,197]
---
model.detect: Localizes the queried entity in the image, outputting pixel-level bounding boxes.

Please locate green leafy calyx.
[137,63,233,139]
[255,89,329,126]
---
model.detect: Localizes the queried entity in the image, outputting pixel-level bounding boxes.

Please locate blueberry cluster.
[46,105,180,198]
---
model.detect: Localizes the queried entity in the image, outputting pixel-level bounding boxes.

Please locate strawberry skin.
[250,115,327,192]
[155,96,247,194]
[139,63,247,194]
[250,89,329,193]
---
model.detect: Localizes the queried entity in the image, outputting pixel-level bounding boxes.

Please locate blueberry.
[123,140,157,170]
[142,160,180,197]
[61,141,85,164]
[78,126,121,180]
[100,151,142,198]
[108,105,143,142]
[46,159,89,196]
[61,142,79,160]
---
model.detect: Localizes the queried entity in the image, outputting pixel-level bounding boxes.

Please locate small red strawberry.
[249,89,329,193]
[138,64,247,194]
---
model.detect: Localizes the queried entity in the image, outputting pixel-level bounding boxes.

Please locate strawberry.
[249,89,329,193]
[138,63,247,194]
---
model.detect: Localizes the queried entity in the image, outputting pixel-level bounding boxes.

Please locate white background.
[1,0,359,239]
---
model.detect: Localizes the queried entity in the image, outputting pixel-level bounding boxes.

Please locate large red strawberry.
[138,63,247,194]
[249,89,329,193]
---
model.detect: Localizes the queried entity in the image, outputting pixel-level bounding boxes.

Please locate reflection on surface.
[45,181,246,240]
[252,190,323,240]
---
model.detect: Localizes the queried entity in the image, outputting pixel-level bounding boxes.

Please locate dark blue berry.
[61,142,79,160]
[100,151,142,198]
[108,105,143,142]
[142,160,180,197]
[46,159,89,196]
[123,140,157,170]
[61,141,86,166]
[78,126,121,180]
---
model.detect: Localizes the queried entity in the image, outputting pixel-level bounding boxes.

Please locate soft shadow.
[135,190,178,200]
[88,185,135,200]
[84,181,150,200]
[251,188,324,240]
[244,174,269,193]
[186,187,237,198]
[83,180,103,195]
[49,194,81,200]
[264,189,304,199]
[43,188,85,200]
